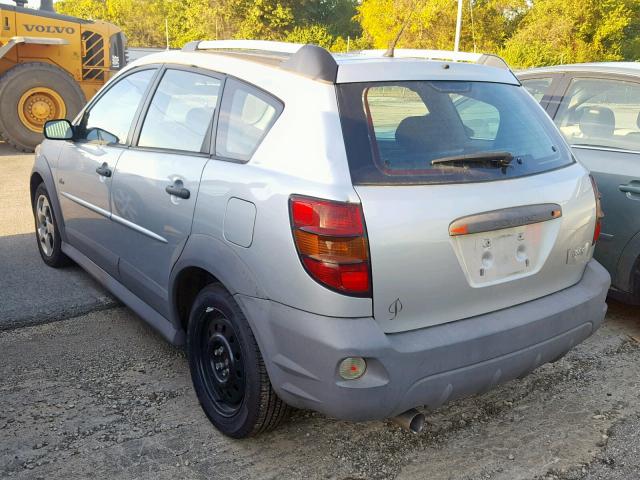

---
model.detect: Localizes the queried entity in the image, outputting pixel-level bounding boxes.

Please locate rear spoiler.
[355,49,511,70]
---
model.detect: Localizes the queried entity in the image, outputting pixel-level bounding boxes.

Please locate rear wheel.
[187,284,290,438]
[0,62,86,152]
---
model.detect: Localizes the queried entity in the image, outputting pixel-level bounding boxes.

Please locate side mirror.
[43,119,74,140]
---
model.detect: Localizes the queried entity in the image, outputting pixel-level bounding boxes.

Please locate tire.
[0,62,86,152]
[33,183,71,268]
[187,284,290,438]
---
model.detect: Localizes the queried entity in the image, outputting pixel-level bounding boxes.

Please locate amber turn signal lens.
[294,230,368,262]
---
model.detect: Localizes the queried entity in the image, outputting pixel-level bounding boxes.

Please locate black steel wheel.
[187,284,290,438]
[196,308,245,416]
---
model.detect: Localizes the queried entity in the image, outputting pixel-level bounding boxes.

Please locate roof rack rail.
[356,49,510,70]
[182,40,339,82]
[182,39,304,55]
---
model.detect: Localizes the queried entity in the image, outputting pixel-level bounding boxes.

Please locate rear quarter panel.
[189,78,372,318]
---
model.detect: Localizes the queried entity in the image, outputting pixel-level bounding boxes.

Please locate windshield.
[336,81,574,185]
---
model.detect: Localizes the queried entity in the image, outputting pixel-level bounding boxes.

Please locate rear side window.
[337,81,574,185]
[138,69,221,152]
[215,78,283,162]
[522,77,553,102]
[554,77,640,152]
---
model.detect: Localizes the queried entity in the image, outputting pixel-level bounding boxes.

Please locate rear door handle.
[619,183,640,195]
[165,180,190,199]
[96,162,111,178]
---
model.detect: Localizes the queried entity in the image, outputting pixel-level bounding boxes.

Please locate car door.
[54,67,158,277]
[108,67,222,316]
[552,74,640,290]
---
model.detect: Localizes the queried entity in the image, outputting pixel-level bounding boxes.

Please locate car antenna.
[384,6,415,57]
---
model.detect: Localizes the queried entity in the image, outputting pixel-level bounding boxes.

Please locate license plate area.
[475,228,530,280]
[451,223,547,287]
[448,204,562,288]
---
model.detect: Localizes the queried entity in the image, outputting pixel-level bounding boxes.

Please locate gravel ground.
[0,303,638,480]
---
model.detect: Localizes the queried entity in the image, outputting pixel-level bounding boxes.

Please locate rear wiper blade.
[431,151,514,168]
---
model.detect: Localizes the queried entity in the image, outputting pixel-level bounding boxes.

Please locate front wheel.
[187,284,290,438]
[33,183,71,268]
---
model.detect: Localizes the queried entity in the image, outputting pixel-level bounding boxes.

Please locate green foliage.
[358,0,527,52]
[55,0,640,67]
[500,0,639,67]
[285,24,334,49]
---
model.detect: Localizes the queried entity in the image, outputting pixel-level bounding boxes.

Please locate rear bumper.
[236,259,610,421]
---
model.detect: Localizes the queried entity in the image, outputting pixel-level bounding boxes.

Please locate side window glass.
[77,69,156,145]
[522,78,553,103]
[215,79,282,162]
[451,94,500,140]
[138,70,221,152]
[555,77,640,151]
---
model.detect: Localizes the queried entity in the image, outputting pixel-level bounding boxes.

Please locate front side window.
[337,81,573,185]
[77,68,156,145]
[554,77,640,151]
[451,94,500,140]
[138,69,221,152]
[521,77,553,102]
[215,78,282,162]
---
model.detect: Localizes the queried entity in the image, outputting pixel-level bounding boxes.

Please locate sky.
[0,0,44,8]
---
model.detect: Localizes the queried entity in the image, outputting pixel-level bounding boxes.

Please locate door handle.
[165,180,190,199]
[619,183,640,195]
[96,162,112,178]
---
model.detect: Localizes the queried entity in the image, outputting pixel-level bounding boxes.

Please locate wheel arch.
[30,155,68,243]
[169,233,267,334]
[30,171,44,205]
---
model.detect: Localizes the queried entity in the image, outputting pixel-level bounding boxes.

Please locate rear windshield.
[336,81,574,185]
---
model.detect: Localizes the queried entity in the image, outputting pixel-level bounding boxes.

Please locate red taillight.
[590,175,604,245]
[290,195,371,296]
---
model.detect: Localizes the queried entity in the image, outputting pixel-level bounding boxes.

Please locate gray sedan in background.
[519,63,640,304]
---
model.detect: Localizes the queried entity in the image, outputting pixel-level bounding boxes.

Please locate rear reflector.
[290,195,371,296]
[338,357,366,380]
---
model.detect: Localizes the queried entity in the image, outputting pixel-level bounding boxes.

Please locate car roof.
[132,41,520,86]
[518,62,640,77]
[333,53,519,85]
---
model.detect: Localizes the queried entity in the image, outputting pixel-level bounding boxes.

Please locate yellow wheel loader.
[0,0,126,151]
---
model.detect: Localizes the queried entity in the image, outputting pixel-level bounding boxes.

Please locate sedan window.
[554,77,640,151]
[138,69,221,152]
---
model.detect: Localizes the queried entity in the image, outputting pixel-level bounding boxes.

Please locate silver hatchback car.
[32,41,610,438]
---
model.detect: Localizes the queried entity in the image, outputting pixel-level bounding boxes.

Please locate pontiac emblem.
[388,298,403,320]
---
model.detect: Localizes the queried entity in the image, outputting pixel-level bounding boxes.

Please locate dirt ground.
[1,144,640,480]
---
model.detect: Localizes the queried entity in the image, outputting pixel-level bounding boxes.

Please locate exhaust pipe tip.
[391,408,425,434]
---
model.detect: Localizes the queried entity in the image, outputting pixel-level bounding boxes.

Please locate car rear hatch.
[336,80,598,333]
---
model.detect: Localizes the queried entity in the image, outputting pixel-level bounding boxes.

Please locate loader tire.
[0,62,86,152]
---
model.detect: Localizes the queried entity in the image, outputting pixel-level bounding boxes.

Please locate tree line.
[55,0,640,67]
